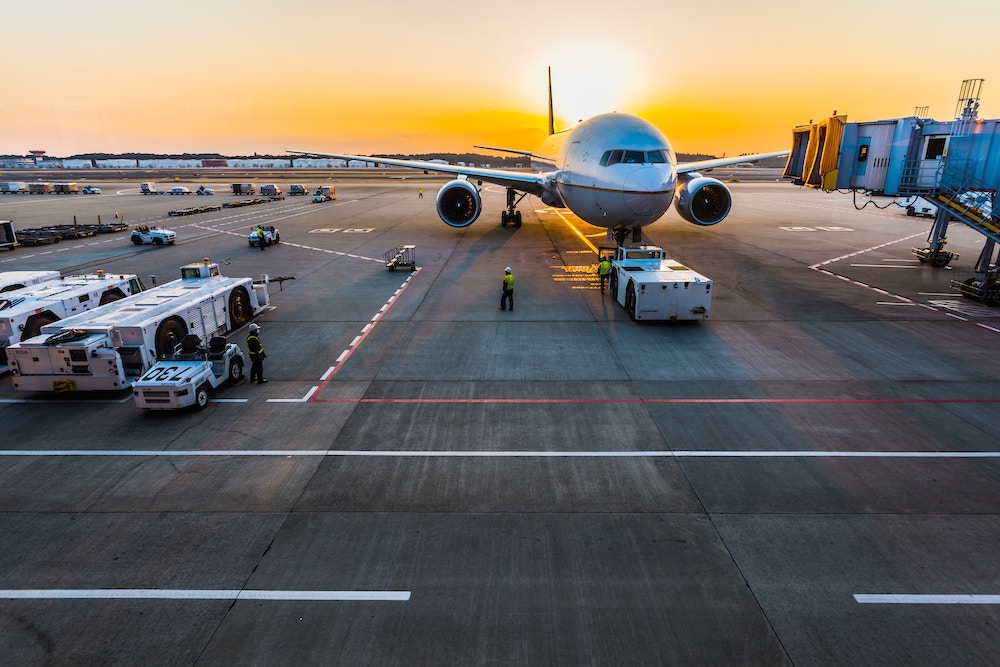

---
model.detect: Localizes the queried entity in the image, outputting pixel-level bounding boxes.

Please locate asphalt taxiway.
[1,175,999,665]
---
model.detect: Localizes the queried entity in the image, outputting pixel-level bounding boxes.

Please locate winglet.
[548,66,555,136]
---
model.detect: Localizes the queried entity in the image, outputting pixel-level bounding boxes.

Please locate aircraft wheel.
[501,211,508,227]
[625,282,637,320]
[195,385,210,409]
[514,211,522,227]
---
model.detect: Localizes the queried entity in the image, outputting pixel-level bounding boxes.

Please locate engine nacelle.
[435,179,482,228]
[674,173,732,226]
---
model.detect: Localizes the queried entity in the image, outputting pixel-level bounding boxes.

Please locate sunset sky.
[3,0,999,158]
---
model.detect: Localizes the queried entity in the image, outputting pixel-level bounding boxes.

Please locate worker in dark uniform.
[597,256,612,294]
[257,226,266,250]
[246,323,266,383]
[500,266,515,311]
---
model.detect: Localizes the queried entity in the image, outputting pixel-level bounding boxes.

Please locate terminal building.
[784,79,1000,306]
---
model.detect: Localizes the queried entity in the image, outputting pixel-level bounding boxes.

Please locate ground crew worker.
[597,256,612,294]
[257,226,266,250]
[246,323,266,383]
[418,188,423,198]
[500,266,515,311]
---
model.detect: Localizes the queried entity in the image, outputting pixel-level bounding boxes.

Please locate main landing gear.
[610,225,643,246]
[501,188,526,228]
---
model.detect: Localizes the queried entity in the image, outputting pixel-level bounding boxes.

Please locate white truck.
[1,182,28,194]
[130,225,176,245]
[7,259,269,392]
[606,245,712,321]
[0,269,61,292]
[248,225,280,248]
[1,221,23,252]
[133,334,246,410]
[311,185,336,203]
[0,271,145,368]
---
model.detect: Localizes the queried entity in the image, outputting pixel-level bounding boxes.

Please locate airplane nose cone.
[624,167,673,218]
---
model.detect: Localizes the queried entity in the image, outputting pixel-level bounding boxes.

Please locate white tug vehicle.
[606,244,712,321]
[133,333,245,410]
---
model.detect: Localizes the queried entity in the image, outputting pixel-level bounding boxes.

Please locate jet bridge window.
[925,137,947,160]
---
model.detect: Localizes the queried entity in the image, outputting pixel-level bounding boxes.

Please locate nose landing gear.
[501,188,526,227]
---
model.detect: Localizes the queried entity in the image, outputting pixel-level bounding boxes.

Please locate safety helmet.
[248,323,260,332]
[505,267,511,273]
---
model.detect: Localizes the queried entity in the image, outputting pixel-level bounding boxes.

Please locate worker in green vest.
[597,256,612,294]
[246,323,267,384]
[500,267,515,311]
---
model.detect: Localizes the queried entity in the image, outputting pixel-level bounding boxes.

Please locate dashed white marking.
[0,589,410,601]
[855,595,1000,605]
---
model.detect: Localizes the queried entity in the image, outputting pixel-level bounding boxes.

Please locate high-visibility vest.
[598,260,612,276]
[246,333,264,356]
[503,273,515,290]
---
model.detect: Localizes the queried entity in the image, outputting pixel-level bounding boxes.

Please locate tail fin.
[547,66,555,135]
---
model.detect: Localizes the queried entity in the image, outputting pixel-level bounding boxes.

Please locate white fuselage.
[531,113,678,228]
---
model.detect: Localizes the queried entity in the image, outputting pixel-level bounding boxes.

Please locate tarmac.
[1,173,999,665]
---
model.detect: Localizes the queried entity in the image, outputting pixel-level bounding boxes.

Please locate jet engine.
[435,179,481,228]
[674,173,732,226]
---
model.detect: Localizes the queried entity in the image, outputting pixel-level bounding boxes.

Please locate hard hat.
[248,323,260,332]
[505,267,511,273]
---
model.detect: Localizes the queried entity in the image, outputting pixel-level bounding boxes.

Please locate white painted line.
[848,264,921,269]
[321,366,335,380]
[855,594,1000,605]
[4,450,1000,458]
[336,351,348,363]
[0,589,410,601]
[350,335,362,347]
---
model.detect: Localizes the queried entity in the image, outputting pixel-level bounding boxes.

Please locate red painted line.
[309,268,420,401]
[310,397,1000,405]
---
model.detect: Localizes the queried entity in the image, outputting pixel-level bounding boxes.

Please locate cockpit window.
[600,150,623,166]
[600,148,672,166]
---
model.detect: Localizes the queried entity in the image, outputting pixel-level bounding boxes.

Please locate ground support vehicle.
[605,245,712,321]
[53,183,79,194]
[82,186,102,195]
[311,185,336,203]
[0,221,18,251]
[289,184,308,196]
[130,225,176,245]
[196,186,215,195]
[133,334,245,410]
[17,230,59,246]
[7,260,269,392]
[140,182,160,195]
[168,186,190,195]
[28,183,53,195]
[260,184,282,197]
[169,205,222,217]
[231,183,256,195]
[384,245,416,271]
[0,272,144,368]
[1,182,28,194]
[0,270,60,292]
[248,226,279,248]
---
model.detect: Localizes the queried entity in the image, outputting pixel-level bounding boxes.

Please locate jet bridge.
[784,80,1000,305]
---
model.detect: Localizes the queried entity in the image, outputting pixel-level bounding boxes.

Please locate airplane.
[290,69,787,245]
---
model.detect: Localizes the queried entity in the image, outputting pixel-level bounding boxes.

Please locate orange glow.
[2,1,999,157]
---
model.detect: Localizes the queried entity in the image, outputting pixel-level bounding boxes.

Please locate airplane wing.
[287,150,548,197]
[677,150,789,174]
